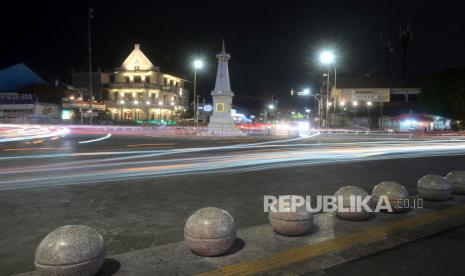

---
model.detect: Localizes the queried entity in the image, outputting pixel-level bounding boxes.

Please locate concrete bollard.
[445,171,465,195]
[334,186,372,221]
[184,207,236,256]
[34,225,105,276]
[417,174,452,201]
[372,181,410,213]
[269,197,313,236]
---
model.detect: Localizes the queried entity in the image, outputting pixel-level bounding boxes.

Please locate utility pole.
[325,69,330,128]
[88,8,94,125]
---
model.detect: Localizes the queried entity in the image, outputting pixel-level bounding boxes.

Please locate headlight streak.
[77,133,112,144]
[2,136,465,190]
[0,124,69,142]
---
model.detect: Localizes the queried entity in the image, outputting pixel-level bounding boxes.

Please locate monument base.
[207,122,245,136]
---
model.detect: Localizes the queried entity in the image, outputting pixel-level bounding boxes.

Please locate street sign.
[203,104,213,112]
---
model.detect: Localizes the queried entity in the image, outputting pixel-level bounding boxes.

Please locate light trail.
[2,135,465,190]
[0,124,69,142]
[78,133,112,144]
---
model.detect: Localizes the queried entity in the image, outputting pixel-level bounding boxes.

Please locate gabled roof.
[121,44,154,71]
[0,63,46,91]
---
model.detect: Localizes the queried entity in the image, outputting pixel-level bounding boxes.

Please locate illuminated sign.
[203,104,213,112]
[61,110,71,120]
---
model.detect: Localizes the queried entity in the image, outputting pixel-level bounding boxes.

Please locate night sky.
[1,0,464,106]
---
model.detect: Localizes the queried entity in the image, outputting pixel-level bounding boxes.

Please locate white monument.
[208,40,241,135]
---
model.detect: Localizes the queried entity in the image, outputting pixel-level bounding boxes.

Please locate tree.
[420,67,465,128]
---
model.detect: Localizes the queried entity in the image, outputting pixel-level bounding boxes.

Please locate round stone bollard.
[372,181,409,213]
[334,186,372,221]
[269,199,313,236]
[417,174,452,201]
[446,171,465,195]
[34,225,105,276]
[184,207,236,256]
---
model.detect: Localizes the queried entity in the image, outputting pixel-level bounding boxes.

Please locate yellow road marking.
[197,204,465,276]
[126,143,177,147]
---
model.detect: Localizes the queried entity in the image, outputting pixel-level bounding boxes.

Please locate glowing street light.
[319,50,335,65]
[133,100,139,105]
[268,104,275,110]
[302,88,310,95]
[339,101,346,107]
[146,101,150,105]
[193,59,204,69]
[367,101,373,106]
[352,101,358,106]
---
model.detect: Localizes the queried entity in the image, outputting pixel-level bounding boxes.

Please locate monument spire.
[213,40,232,94]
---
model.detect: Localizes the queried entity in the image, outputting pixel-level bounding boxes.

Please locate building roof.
[0,63,46,91]
[120,44,155,71]
[336,75,424,89]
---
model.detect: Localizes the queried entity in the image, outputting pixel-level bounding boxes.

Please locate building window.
[125,76,130,83]
[134,76,142,83]
[134,65,140,71]
[146,76,150,83]
[216,103,224,112]
[137,93,144,100]
[164,78,168,85]
[113,91,119,100]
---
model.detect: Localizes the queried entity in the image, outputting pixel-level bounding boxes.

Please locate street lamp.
[319,50,336,128]
[268,104,275,110]
[367,101,373,129]
[193,59,204,127]
[319,50,335,65]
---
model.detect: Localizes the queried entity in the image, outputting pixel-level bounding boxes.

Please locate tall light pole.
[88,8,94,125]
[193,59,204,127]
[319,50,335,128]
[294,88,321,128]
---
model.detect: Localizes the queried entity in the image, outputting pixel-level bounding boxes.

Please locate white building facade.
[105,44,188,123]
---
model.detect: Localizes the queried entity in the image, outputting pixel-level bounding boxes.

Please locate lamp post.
[367,101,373,129]
[294,88,321,128]
[319,50,335,128]
[193,59,203,127]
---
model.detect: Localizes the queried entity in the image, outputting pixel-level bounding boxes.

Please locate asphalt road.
[1,132,465,275]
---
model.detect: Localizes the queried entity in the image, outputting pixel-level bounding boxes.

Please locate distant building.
[330,75,424,129]
[105,44,188,123]
[0,64,60,123]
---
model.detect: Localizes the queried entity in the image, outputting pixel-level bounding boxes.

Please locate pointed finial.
[222,38,226,52]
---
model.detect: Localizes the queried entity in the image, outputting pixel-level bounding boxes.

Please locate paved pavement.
[1,132,465,274]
